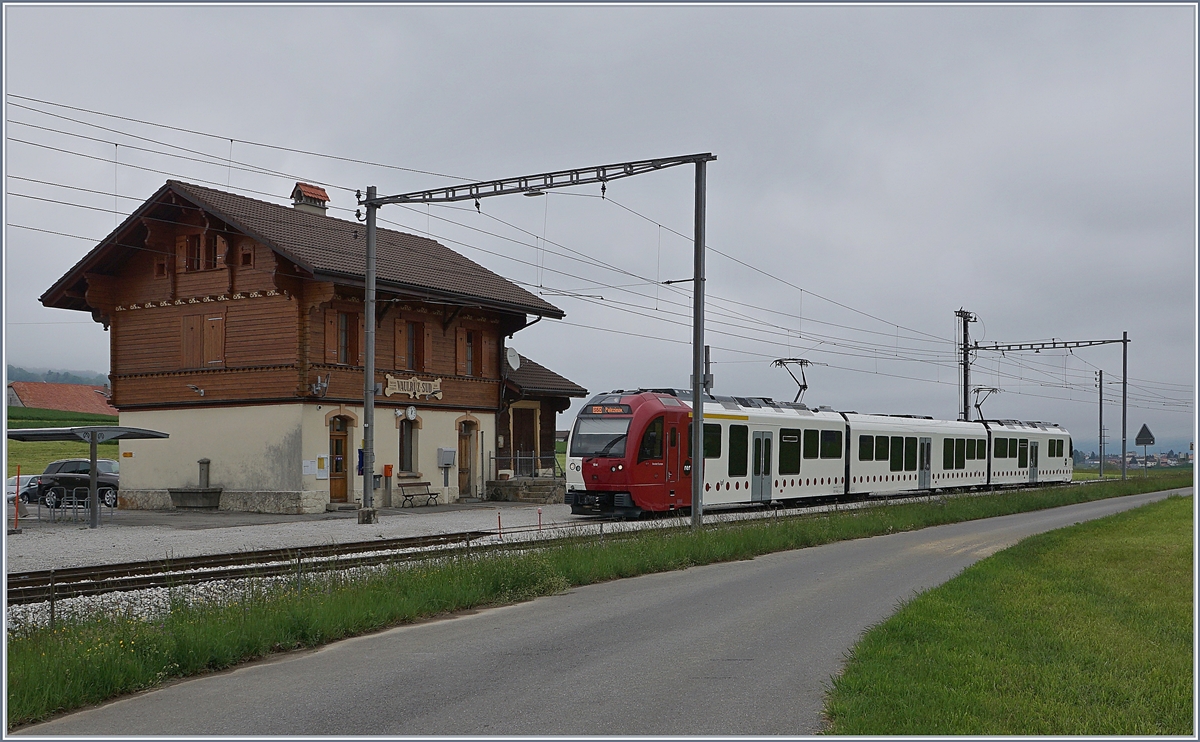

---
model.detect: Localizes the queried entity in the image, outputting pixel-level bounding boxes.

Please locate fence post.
[49,569,56,630]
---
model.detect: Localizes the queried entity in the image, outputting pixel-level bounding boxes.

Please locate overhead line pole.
[691,159,707,528]
[359,153,716,525]
[955,309,976,421]
[1121,331,1128,480]
[361,186,378,518]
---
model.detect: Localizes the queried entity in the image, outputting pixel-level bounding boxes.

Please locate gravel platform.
[3,501,583,573]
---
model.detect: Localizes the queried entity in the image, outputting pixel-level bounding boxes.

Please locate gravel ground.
[3,501,586,573]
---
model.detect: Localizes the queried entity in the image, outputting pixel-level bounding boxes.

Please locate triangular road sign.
[1135,424,1155,447]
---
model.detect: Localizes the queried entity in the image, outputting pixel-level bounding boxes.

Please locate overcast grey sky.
[4,4,1196,453]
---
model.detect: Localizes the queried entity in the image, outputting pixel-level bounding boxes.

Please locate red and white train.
[564,389,1073,517]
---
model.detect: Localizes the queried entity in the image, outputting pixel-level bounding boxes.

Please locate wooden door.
[329,417,348,502]
[458,421,474,497]
[512,408,537,476]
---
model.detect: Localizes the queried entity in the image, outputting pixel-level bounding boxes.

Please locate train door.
[751,431,773,502]
[666,423,680,487]
[918,437,932,489]
[1028,441,1039,484]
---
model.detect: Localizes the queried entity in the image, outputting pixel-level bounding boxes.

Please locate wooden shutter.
[393,318,407,370]
[181,314,203,368]
[324,309,338,364]
[481,332,497,378]
[357,313,365,366]
[455,328,468,376]
[203,311,225,366]
[175,235,188,273]
[423,324,434,373]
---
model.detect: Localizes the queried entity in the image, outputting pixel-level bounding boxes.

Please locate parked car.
[6,475,38,504]
[35,459,120,508]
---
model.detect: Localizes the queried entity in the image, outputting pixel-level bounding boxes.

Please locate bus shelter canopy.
[5,426,168,443]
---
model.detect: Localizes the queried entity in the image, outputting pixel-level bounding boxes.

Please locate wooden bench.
[397,482,439,508]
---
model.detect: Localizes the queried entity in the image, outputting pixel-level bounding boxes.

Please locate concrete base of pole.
[7,529,22,535]
[357,508,378,525]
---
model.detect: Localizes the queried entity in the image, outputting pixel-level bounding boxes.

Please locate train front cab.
[565,393,692,517]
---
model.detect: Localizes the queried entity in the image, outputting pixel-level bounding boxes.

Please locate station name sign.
[384,375,444,400]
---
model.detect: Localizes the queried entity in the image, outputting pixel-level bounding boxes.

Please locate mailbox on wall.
[436,448,456,487]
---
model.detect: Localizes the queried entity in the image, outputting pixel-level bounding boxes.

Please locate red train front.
[564,391,691,517]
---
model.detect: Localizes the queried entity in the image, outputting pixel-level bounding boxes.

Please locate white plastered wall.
[304,403,495,505]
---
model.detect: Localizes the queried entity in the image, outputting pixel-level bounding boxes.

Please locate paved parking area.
[3,500,585,572]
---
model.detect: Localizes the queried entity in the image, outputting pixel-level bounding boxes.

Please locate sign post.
[1135,424,1155,477]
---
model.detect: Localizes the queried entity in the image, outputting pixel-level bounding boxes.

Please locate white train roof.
[586,389,1070,436]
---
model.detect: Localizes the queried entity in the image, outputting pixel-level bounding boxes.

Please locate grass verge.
[6,407,120,477]
[824,494,1193,735]
[7,473,1192,729]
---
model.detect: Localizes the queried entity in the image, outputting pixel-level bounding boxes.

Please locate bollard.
[538,507,542,531]
[497,511,502,540]
[49,569,56,630]
[12,464,19,533]
[198,458,211,489]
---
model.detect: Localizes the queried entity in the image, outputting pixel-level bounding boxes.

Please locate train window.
[1056,439,1064,457]
[637,417,664,463]
[875,435,889,461]
[729,425,749,477]
[943,438,954,469]
[1068,437,1073,458]
[686,423,723,459]
[753,437,762,477]
[955,438,966,470]
[995,438,1008,458]
[965,439,975,460]
[780,429,801,475]
[569,417,631,458]
[890,436,904,472]
[803,430,819,459]
[1018,439,1029,468]
[859,435,874,461]
[904,437,917,471]
[820,430,842,459]
[669,427,677,448]
[979,439,987,458]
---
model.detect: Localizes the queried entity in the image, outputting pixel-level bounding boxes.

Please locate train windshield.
[570,417,631,458]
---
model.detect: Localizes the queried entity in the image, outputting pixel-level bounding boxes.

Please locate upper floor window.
[337,312,359,365]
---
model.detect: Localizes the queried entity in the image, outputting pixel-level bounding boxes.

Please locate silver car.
[6,474,38,504]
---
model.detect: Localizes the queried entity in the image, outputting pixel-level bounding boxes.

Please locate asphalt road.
[19,489,1188,736]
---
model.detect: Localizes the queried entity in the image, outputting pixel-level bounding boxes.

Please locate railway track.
[6,483,1081,608]
[5,531,493,606]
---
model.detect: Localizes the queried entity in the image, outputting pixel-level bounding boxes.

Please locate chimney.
[291,182,330,216]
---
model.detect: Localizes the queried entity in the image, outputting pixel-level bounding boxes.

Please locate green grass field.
[6,407,120,477]
[824,494,1193,735]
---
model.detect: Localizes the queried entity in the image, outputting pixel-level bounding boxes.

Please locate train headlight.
[618,464,624,471]
[611,466,617,472]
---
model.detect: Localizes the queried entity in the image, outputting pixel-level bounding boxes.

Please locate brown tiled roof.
[292,182,330,202]
[506,355,587,398]
[7,382,118,416]
[169,181,563,318]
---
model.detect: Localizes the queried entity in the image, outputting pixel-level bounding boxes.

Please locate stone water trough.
[168,458,223,509]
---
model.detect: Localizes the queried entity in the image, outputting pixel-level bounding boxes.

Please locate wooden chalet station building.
[42,180,585,513]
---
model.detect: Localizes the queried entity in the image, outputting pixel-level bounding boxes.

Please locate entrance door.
[329,417,348,503]
[512,408,537,477]
[458,421,475,497]
[918,437,932,489]
[1029,441,1039,484]
[751,431,773,502]
[666,425,680,484]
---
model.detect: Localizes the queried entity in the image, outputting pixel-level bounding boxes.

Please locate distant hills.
[6,365,108,386]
